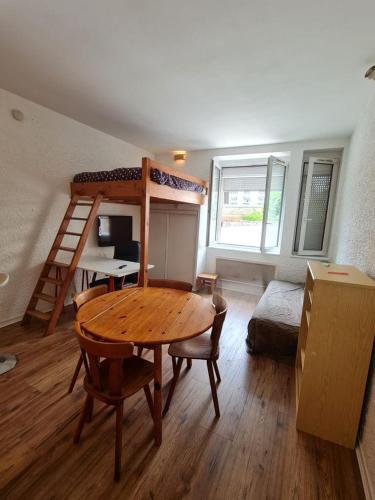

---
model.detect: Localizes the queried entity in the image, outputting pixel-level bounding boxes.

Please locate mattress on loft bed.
[73,167,205,194]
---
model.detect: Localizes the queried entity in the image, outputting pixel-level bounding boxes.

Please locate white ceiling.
[1,0,374,153]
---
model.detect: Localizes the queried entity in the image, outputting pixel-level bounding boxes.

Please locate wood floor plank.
[0,290,365,499]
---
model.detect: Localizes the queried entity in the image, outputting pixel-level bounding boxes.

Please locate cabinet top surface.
[308,261,375,288]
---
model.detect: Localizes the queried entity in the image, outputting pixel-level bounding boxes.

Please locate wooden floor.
[0,290,364,500]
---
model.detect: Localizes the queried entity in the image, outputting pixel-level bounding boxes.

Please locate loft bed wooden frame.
[70,157,208,287]
[24,157,208,335]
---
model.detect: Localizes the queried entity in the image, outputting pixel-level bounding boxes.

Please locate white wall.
[0,88,151,326]
[334,92,375,499]
[156,137,349,284]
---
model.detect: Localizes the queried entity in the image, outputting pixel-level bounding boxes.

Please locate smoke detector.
[365,65,375,80]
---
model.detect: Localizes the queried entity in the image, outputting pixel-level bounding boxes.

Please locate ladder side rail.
[22,195,81,322]
[44,193,103,335]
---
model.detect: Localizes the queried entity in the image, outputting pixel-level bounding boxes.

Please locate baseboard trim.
[356,442,374,500]
[0,315,23,329]
[218,278,265,296]
[0,304,74,331]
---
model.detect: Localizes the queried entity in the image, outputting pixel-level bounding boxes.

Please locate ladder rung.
[34,293,56,304]
[70,217,88,221]
[47,260,70,268]
[56,246,76,252]
[40,276,64,285]
[26,309,51,321]
[75,202,93,206]
[61,231,82,237]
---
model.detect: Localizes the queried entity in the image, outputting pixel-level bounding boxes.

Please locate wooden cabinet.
[296,261,375,448]
[148,204,207,285]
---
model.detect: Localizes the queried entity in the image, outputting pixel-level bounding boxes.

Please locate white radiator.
[215,258,276,293]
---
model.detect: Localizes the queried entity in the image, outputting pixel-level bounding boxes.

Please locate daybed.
[246,280,304,358]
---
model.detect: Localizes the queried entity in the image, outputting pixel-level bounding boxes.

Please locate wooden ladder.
[23,193,103,336]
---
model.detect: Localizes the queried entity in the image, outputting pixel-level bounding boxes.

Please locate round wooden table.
[77,286,215,445]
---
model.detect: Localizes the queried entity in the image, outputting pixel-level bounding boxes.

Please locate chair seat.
[84,356,154,401]
[168,332,217,360]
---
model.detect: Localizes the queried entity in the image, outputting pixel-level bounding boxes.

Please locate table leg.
[81,270,90,291]
[153,345,162,446]
[108,276,115,292]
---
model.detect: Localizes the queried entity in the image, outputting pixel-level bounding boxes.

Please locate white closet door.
[148,212,168,278]
[167,214,198,283]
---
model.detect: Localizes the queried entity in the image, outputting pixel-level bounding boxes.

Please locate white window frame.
[207,160,222,245]
[260,156,287,252]
[208,155,287,252]
[295,157,339,257]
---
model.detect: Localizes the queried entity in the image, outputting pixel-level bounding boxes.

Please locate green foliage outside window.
[268,191,282,222]
[241,208,263,222]
[240,191,281,223]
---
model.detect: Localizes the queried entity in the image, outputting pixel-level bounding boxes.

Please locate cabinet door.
[148,212,168,278]
[167,214,198,283]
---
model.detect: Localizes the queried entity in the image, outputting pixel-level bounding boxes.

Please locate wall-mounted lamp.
[365,65,375,81]
[173,151,187,162]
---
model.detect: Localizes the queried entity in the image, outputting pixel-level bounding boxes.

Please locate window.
[228,192,238,206]
[208,155,287,251]
[293,157,339,256]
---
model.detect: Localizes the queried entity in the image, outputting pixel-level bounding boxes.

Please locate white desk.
[77,256,154,291]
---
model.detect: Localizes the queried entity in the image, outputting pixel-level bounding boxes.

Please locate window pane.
[294,159,337,255]
[294,162,308,252]
[219,165,267,248]
[264,162,285,248]
[303,163,333,251]
[209,164,220,243]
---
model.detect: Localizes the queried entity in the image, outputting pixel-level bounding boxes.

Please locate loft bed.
[71,157,207,205]
[70,157,208,286]
[23,157,208,335]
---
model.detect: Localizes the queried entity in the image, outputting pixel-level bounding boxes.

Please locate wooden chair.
[163,294,227,418]
[73,322,155,481]
[148,278,193,292]
[68,284,108,393]
[137,279,193,359]
[196,273,219,294]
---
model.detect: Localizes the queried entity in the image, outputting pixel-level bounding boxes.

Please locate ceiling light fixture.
[365,65,375,81]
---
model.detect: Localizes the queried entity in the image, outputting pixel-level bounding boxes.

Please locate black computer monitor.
[97,215,132,247]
